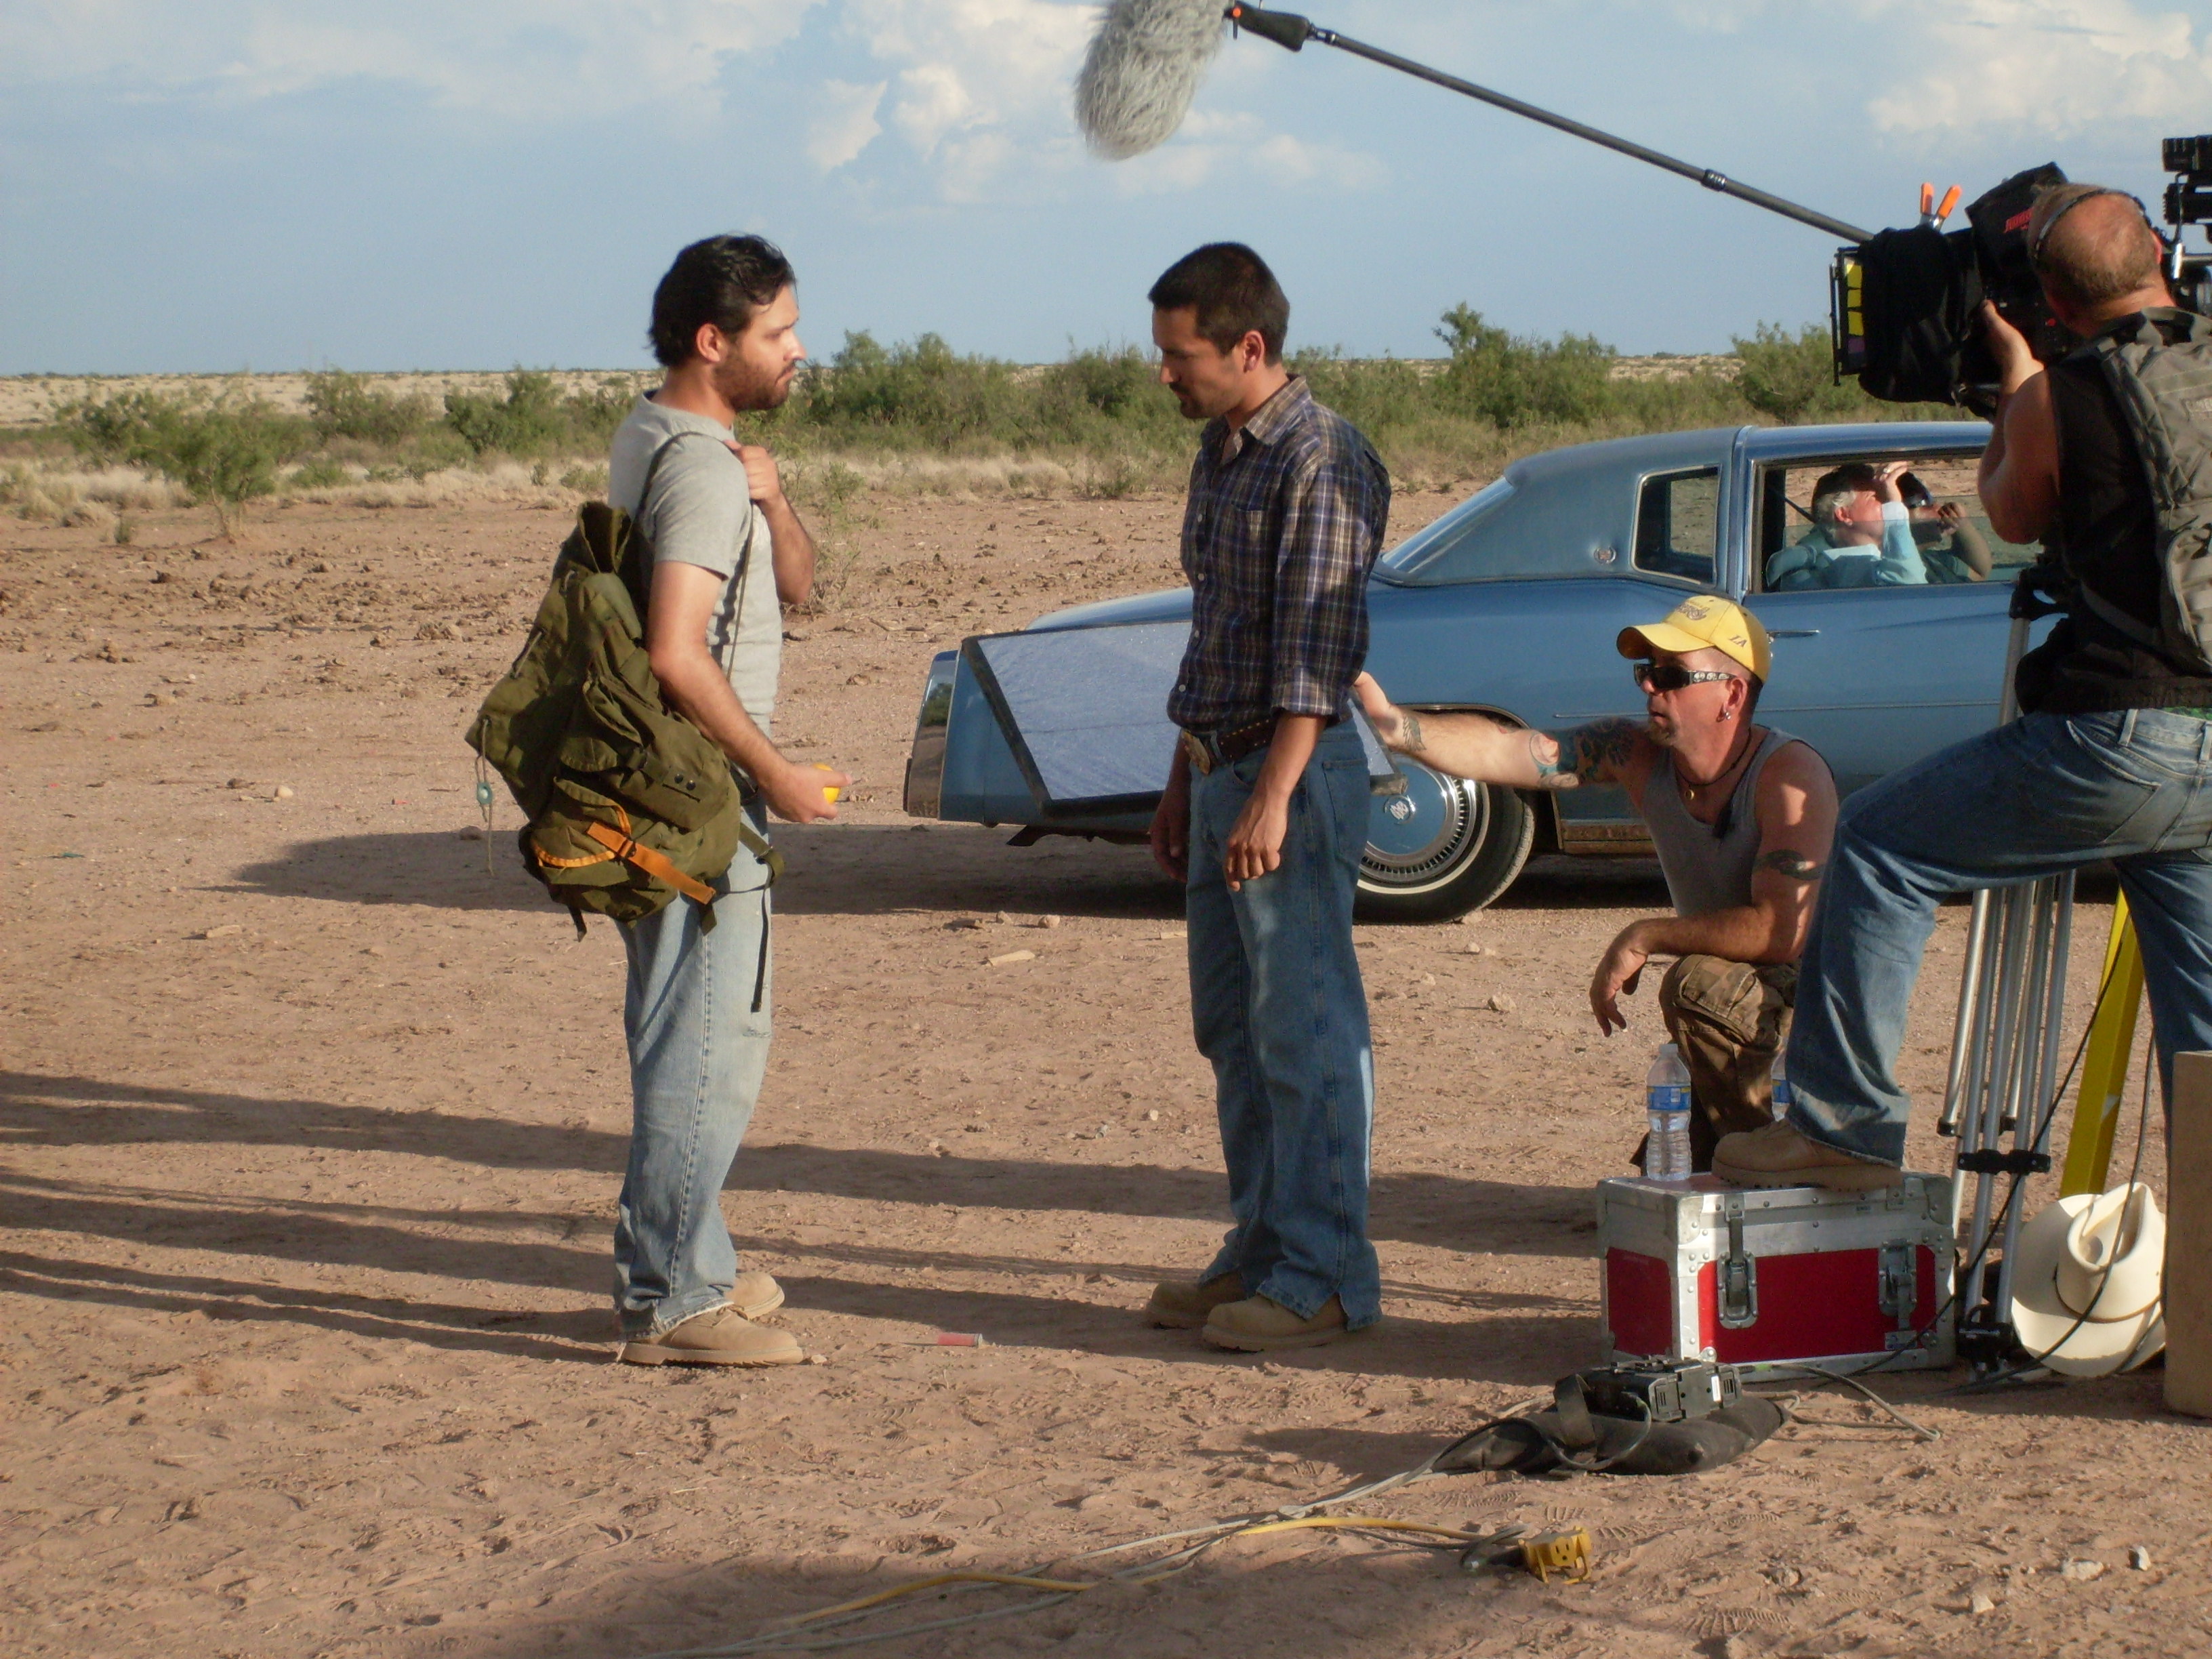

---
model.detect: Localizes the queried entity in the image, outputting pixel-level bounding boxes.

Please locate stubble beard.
[715,354,793,415]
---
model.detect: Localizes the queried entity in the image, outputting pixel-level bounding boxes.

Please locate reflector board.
[962,621,1397,818]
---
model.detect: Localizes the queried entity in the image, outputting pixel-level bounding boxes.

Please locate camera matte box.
[1595,1174,1955,1377]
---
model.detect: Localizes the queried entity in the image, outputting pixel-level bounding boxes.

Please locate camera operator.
[1715,183,2212,1191]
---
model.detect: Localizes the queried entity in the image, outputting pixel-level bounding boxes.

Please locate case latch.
[1878,1242,1918,1327]
[1718,1191,1759,1329]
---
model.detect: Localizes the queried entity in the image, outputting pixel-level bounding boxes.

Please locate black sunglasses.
[1633,661,1740,693]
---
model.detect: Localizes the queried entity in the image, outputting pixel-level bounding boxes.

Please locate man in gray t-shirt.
[605,234,848,1370]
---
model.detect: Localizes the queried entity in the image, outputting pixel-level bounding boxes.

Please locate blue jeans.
[1787,708,2212,1167]
[1186,721,1380,1328]
[611,815,773,1338]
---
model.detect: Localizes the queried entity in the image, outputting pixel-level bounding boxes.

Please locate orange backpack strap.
[579,815,716,907]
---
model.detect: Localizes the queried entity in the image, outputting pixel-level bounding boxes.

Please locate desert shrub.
[1433,305,1618,428]
[287,455,350,490]
[304,370,432,444]
[560,462,609,495]
[562,379,636,449]
[443,369,639,457]
[444,370,569,457]
[1732,322,1870,424]
[61,386,311,534]
[800,331,1035,445]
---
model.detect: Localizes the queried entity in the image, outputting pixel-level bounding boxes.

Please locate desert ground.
[2,473,2206,1659]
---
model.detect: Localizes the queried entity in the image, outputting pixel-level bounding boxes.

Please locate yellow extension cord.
[768,1516,1492,1632]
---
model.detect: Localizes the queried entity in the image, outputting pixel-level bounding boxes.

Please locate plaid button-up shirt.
[1167,376,1391,733]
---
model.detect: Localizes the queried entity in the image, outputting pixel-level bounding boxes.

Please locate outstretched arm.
[1586,743,1839,1034]
[1355,672,1649,791]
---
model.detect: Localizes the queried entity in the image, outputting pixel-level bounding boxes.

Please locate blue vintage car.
[901,421,2039,920]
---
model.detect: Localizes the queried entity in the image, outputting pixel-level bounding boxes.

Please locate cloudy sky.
[7,0,2212,373]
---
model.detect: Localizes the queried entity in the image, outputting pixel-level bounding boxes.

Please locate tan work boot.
[731,1271,785,1320]
[1145,1273,1246,1329]
[1202,1294,1355,1353]
[1712,1120,1901,1192]
[619,1303,804,1367]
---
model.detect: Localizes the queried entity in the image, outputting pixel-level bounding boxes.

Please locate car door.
[1737,448,2028,798]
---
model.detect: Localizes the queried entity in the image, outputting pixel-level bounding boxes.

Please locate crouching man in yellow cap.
[1355,597,1839,1171]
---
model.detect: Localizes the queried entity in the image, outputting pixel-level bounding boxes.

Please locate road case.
[1595,1173,1955,1377]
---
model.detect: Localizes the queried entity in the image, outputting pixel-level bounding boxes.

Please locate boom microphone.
[1075,0,1229,160]
[1073,1,1870,244]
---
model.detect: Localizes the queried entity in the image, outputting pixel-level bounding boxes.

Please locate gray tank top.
[1643,727,1801,918]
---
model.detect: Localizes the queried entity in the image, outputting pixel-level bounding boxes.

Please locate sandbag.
[1433,1397,1784,1477]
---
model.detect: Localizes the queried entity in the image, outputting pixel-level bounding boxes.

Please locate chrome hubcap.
[1360,758,1488,891]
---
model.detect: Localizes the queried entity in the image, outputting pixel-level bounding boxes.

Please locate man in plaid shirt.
[1142,243,1392,1353]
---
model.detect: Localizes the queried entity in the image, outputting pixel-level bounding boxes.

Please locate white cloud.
[0,1,824,119]
[0,0,1400,199]
[1862,0,2212,136]
[807,77,886,168]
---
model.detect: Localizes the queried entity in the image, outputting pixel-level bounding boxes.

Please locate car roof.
[1736,419,1991,459]
[1502,420,1992,489]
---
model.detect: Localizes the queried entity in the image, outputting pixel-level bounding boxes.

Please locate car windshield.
[1374,478,1519,581]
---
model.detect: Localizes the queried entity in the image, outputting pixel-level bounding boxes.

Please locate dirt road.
[1,485,2203,1658]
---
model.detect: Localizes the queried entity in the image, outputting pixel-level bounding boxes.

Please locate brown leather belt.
[1180,718,1276,775]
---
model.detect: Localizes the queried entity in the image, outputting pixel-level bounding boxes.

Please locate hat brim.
[1616,622,1713,661]
[2007,1192,2167,1374]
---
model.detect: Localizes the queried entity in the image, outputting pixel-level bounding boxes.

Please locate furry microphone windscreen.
[1075,0,1228,159]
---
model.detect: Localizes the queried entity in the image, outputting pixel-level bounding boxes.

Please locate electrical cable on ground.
[625,1408,1561,1659]
[1752,1363,1940,1441]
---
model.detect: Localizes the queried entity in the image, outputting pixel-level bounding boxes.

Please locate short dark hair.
[1147,243,1289,362]
[649,235,796,369]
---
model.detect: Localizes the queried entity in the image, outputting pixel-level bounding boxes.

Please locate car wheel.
[1355,758,1534,922]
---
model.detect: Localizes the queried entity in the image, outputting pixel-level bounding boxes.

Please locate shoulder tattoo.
[1567,718,1642,783]
[1757,849,1823,882]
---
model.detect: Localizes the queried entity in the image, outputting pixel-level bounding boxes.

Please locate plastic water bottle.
[1771,1049,1793,1114]
[1644,1042,1694,1179]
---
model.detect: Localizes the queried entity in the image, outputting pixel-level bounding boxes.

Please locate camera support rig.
[2161,136,2212,316]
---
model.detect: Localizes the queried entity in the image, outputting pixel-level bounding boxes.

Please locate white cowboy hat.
[2008,1183,2166,1376]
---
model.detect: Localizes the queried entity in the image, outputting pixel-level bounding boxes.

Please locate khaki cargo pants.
[1655,954,1796,1173]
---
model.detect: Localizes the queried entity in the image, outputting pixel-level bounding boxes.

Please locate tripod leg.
[2060,896,2146,1197]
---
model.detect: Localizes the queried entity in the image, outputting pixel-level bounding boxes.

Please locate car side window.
[1755,455,2041,594]
[1633,468,1719,583]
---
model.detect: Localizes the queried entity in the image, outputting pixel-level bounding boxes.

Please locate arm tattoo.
[1398,709,1427,754]
[1567,718,1642,784]
[1757,849,1823,882]
[1529,730,1564,781]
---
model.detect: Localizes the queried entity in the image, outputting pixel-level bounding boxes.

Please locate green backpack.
[466,434,778,933]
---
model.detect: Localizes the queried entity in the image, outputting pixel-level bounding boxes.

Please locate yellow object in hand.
[813,763,841,804]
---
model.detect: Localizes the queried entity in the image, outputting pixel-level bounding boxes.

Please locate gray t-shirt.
[607,394,781,735]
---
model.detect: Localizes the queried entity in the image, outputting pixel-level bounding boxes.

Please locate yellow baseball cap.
[1617,594,1771,683]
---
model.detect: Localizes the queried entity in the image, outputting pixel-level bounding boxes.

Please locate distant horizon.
[0,346,1746,382]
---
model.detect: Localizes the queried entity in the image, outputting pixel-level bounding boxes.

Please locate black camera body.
[1835,140,2212,412]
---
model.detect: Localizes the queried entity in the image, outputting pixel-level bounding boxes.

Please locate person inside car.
[1899,470,1994,583]
[1765,460,1929,589]
[1355,596,1839,1172]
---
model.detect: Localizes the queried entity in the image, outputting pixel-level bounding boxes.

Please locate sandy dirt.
[1,481,2205,1659]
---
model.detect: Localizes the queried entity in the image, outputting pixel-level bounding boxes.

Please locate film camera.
[1835,138,2212,412]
